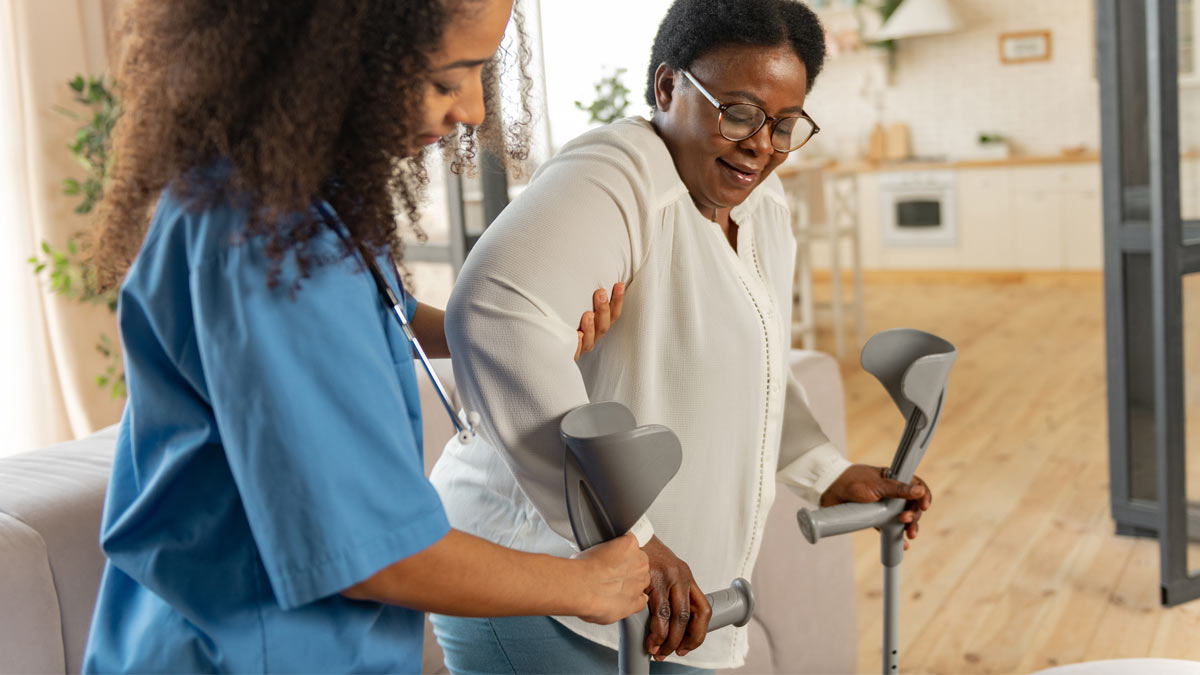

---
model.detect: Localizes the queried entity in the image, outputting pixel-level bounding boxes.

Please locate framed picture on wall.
[999,30,1052,64]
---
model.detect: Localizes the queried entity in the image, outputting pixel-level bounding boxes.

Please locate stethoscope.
[315,200,479,444]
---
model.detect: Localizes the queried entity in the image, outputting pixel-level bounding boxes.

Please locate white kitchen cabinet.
[955,168,1015,268]
[1003,164,1102,269]
[1060,182,1104,269]
[830,160,1102,270]
[1182,156,1200,221]
[1007,167,1068,269]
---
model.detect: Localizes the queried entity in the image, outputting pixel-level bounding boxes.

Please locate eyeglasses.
[681,70,820,153]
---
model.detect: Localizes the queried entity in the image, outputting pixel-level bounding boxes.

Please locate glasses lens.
[774,115,816,152]
[720,104,767,141]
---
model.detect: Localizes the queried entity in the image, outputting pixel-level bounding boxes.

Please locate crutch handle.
[705,578,755,629]
[617,578,754,674]
[797,500,905,544]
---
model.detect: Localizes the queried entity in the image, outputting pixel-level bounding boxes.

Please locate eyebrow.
[721,89,806,115]
[433,57,492,72]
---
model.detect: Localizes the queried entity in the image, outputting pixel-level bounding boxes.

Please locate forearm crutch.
[561,401,755,675]
[796,328,957,675]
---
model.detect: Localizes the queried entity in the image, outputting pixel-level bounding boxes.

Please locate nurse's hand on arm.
[575,282,625,360]
[411,281,625,360]
[820,465,933,551]
[342,530,649,624]
[642,536,712,660]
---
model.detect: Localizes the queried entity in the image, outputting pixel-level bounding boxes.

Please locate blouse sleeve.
[445,143,655,545]
[775,369,853,505]
[190,231,449,610]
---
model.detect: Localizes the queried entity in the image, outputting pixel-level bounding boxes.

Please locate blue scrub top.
[83,185,450,673]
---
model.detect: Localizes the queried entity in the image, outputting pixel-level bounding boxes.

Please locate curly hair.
[644,0,826,107]
[93,0,532,291]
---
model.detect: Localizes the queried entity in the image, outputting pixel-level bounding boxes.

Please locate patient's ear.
[653,64,677,111]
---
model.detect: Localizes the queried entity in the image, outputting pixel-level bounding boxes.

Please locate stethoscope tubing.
[315,201,469,436]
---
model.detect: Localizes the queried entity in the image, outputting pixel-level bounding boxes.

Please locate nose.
[738,122,775,157]
[447,76,487,128]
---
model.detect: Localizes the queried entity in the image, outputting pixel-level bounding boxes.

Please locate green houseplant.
[28,75,124,398]
[574,67,631,126]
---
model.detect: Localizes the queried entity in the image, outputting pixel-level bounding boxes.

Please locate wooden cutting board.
[867,123,887,162]
[885,122,911,160]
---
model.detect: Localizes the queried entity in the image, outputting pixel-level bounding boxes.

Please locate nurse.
[81,0,647,672]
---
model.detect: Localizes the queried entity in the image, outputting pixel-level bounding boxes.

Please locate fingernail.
[599,291,608,303]
[648,646,658,655]
[677,650,689,657]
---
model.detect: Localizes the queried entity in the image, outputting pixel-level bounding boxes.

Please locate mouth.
[717,158,762,187]
[417,134,443,146]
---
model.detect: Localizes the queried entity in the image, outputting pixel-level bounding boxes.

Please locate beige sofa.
[0,351,855,674]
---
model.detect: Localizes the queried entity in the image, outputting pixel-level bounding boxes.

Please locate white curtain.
[0,0,122,456]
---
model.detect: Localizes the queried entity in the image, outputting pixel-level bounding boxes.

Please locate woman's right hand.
[575,533,651,624]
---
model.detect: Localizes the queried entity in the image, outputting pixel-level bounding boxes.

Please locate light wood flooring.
[804,271,1200,674]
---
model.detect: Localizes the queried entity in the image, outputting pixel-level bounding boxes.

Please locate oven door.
[879,173,957,247]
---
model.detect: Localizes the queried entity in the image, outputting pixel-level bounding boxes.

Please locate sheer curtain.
[0,0,121,456]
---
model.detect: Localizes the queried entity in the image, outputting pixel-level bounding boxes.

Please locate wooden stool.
[782,164,866,360]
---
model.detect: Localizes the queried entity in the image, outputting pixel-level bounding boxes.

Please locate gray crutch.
[796,328,957,675]
[561,401,755,675]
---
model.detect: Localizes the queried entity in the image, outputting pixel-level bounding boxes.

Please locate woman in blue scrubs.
[81,0,648,672]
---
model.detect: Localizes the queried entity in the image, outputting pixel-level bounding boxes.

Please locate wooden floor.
[805,271,1200,674]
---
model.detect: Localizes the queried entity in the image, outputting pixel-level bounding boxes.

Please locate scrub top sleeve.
[190,239,450,611]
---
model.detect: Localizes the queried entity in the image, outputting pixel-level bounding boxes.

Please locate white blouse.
[431,117,851,669]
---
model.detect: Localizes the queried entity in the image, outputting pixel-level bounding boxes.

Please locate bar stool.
[781,163,866,361]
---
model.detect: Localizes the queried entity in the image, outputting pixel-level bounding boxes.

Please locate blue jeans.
[429,614,714,675]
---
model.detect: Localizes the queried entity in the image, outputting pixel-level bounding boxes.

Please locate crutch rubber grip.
[705,577,755,629]
[797,500,905,544]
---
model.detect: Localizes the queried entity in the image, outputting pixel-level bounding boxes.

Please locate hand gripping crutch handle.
[618,578,755,673]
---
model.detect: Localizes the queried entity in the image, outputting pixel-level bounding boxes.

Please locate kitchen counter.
[777,151,1100,176]
[775,152,1107,271]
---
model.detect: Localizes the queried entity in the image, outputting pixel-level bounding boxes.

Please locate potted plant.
[574,67,631,126]
[976,132,1010,160]
[28,75,124,399]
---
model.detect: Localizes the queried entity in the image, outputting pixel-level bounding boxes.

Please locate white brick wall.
[805,0,1101,161]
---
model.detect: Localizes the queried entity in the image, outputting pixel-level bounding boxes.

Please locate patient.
[431,0,934,672]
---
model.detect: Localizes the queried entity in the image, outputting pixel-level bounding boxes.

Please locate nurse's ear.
[652,64,679,112]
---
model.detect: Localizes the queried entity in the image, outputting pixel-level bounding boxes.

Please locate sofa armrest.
[0,426,117,674]
[0,512,67,672]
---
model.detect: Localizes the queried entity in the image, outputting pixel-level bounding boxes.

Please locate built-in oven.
[877,169,957,247]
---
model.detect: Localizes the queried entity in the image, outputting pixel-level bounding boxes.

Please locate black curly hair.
[644,0,826,107]
[94,0,532,292]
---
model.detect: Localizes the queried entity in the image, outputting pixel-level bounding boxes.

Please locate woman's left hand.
[819,464,933,550]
